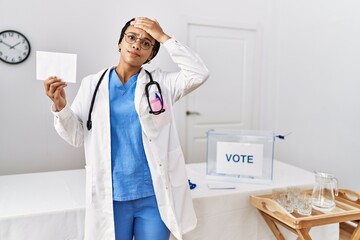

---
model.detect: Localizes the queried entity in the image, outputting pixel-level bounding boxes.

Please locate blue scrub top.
[109,68,155,201]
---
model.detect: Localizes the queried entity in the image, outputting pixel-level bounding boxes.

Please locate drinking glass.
[298,192,312,216]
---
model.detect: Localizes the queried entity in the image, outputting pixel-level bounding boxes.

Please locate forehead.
[125,26,153,40]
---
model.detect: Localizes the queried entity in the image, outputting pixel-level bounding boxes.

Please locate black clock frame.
[0,30,31,64]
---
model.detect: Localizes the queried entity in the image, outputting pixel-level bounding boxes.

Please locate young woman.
[44,17,209,240]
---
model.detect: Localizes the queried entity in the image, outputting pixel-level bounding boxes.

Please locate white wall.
[273,0,360,192]
[1,0,359,193]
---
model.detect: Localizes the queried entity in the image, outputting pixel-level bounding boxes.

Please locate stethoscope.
[86,68,165,131]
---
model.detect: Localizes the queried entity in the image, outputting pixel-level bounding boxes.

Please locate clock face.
[0,30,31,64]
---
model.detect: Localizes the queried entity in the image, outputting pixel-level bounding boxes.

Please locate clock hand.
[10,42,21,49]
[0,39,13,49]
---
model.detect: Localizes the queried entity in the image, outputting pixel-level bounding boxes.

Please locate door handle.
[186,110,200,116]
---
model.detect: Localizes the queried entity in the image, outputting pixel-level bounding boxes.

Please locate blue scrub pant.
[113,195,170,240]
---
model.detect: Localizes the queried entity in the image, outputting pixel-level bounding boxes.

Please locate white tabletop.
[0,161,338,240]
[186,160,315,199]
[0,169,85,240]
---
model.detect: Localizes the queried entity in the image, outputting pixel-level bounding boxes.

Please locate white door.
[185,23,262,163]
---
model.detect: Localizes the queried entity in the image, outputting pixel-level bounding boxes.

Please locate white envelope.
[36,51,77,83]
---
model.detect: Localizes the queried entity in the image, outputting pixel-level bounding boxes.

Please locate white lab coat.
[52,38,209,240]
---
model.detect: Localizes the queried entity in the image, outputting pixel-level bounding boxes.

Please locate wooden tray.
[250,189,360,240]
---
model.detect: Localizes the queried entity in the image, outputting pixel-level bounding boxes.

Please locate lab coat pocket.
[85,165,93,206]
[168,148,188,187]
[151,100,170,129]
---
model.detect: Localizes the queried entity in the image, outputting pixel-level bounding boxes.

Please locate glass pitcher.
[311,172,338,212]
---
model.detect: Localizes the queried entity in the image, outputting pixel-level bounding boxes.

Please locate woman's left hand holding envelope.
[44,76,67,112]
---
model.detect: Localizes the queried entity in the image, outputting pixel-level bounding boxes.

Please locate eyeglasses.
[145,70,165,115]
[123,33,154,50]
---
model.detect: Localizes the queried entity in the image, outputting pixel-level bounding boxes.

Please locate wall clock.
[0,30,31,64]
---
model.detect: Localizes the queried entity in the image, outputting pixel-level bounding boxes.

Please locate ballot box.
[206,129,275,184]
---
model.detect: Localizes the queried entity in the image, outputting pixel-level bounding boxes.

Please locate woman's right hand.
[44,76,67,112]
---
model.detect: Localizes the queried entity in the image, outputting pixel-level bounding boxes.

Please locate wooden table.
[250,189,360,240]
